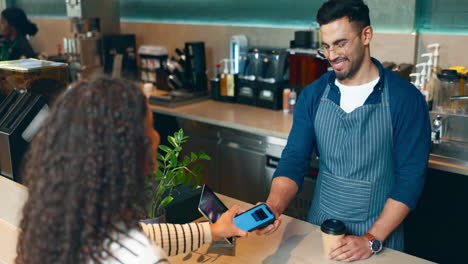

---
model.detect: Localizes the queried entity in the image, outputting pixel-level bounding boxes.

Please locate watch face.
[371,239,383,253]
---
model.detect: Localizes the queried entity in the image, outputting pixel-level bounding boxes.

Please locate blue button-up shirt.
[273,58,431,210]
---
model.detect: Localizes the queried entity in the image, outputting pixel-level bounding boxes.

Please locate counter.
[0,177,433,264]
[168,194,434,264]
[149,99,468,176]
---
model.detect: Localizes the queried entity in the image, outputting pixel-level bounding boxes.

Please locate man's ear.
[361,26,373,45]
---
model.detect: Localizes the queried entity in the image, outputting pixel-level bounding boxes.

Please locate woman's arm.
[140,205,247,256]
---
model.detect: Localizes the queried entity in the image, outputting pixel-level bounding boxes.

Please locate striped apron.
[307,79,404,251]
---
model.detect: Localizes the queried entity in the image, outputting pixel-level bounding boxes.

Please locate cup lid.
[321,219,346,235]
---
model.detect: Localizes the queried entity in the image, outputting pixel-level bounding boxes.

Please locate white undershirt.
[335,77,380,113]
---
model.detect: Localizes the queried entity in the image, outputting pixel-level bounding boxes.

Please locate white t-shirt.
[335,77,380,113]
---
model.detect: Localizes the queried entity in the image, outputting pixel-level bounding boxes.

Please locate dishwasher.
[265,136,319,221]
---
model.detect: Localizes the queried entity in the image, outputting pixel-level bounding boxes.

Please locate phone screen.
[233,204,275,232]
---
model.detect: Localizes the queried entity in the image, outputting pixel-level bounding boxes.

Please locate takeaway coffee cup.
[320,219,346,256]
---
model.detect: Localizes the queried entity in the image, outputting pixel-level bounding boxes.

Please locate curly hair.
[16,77,154,264]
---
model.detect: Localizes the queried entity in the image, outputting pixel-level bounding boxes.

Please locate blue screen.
[233,204,275,232]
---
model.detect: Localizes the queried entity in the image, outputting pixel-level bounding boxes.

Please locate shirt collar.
[327,57,385,92]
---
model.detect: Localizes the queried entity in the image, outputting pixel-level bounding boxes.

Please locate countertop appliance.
[0,59,67,182]
[64,0,121,81]
[0,90,47,182]
[102,34,137,80]
[0,59,68,96]
[237,47,289,110]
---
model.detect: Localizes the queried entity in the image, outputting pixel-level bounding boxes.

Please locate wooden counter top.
[149,99,468,176]
[168,194,434,264]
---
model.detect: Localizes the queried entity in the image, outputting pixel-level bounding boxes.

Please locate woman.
[0,7,37,61]
[16,77,247,264]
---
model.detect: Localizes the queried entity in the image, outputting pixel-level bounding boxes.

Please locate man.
[258,0,430,262]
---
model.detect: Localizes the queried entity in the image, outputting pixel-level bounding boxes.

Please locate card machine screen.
[198,185,233,244]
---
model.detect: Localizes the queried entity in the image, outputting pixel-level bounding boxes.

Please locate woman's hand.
[210,204,248,241]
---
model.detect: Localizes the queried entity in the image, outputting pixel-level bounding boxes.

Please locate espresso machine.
[63,0,121,81]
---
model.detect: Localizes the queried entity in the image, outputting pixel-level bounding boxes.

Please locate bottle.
[289,89,297,114]
[220,60,228,96]
[283,88,291,113]
[220,59,235,97]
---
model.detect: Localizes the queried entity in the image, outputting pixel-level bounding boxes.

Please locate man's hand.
[255,202,281,235]
[329,235,373,262]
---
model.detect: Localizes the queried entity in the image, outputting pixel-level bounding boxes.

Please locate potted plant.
[141,128,210,222]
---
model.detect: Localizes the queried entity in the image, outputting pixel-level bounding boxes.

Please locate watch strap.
[363,232,375,241]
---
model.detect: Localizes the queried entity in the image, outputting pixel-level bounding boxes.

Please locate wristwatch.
[363,233,383,254]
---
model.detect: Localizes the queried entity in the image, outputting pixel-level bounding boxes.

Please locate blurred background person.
[0,7,37,61]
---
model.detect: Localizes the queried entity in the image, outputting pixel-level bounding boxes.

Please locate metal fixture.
[431,115,443,144]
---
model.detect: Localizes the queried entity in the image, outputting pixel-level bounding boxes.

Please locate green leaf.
[192,164,202,174]
[176,129,184,142]
[157,153,166,162]
[168,136,178,147]
[164,150,173,163]
[154,170,164,181]
[160,196,174,209]
[190,152,198,162]
[159,145,172,153]
[199,151,211,160]
[183,156,190,166]
[156,184,166,197]
[175,170,185,184]
[169,154,178,168]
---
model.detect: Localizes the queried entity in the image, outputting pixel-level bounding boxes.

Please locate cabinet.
[177,119,220,192]
[218,129,267,204]
[404,168,468,264]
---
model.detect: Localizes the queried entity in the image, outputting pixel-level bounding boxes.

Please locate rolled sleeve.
[273,86,317,192]
[389,86,431,210]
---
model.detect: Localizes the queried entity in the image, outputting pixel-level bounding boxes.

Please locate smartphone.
[198,185,234,244]
[233,203,275,232]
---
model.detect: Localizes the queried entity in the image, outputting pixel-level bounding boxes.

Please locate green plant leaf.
[175,170,185,185]
[183,155,190,166]
[190,152,198,162]
[157,153,166,162]
[169,153,178,168]
[168,136,178,147]
[192,164,202,174]
[156,184,166,197]
[160,196,174,209]
[159,145,171,153]
[165,170,174,182]
[176,129,184,142]
[154,170,164,181]
[199,151,211,160]
[164,150,173,163]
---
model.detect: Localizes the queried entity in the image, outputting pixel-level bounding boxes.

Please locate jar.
[435,70,460,113]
